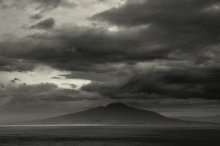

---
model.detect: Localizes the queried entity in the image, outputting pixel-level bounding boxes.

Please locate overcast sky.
[0,0,220,123]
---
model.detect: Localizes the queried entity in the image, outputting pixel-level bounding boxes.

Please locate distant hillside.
[28,103,215,126]
[176,115,220,123]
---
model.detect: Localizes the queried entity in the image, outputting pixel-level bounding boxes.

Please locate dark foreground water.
[0,125,220,146]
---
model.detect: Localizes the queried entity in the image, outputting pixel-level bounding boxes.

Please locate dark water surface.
[0,125,220,146]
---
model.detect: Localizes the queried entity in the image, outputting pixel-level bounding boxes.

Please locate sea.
[0,125,220,146]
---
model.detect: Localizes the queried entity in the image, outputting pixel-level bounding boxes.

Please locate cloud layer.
[0,83,102,112]
[0,0,220,118]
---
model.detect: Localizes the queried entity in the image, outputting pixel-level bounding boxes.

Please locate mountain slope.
[176,115,220,123]
[30,103,213,125]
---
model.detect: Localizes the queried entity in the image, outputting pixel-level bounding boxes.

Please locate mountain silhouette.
[30,103,213,125]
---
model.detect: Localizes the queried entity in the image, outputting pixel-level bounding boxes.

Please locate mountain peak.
[29,101,197,125]
[105,102,129,108]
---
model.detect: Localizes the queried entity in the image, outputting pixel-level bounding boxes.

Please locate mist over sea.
[0,125,220,146]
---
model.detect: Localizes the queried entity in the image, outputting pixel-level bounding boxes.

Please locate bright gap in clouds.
[0,65,91,89]
[107,26,119,32]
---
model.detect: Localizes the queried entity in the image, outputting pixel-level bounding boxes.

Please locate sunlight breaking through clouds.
[0,65,91,89]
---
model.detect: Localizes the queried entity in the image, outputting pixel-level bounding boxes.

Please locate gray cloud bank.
[0,83,102,112]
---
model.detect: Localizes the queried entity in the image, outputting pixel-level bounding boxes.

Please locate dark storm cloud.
[0,83,102,111]
[93,0,220,27]
[80,0,220,100]
[0,56,35,71]
[0,26,175,72]
[0,0,220,102]
[82,66,220,100]
[93,0,220,63]
[30,17,55,30]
